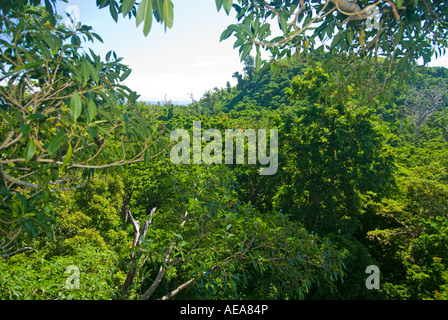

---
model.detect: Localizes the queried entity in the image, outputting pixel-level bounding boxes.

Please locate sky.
[56,0,245,103]
[55,1,448,103]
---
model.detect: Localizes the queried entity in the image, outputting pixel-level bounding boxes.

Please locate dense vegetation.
[1,0,447,300]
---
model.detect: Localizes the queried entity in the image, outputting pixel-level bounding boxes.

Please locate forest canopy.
[1,0,448,301]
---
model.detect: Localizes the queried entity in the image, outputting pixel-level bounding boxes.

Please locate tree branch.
[120,207,157,299]
[160,278,196,300]
[158,237,256,301]
[0,247,36,259]
[1,167,39,190]
[140,209,188,300]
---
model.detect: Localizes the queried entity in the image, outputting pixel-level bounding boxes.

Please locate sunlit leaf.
[24,139,37,163]
[60,143,73,172]
[136,0,153,36]
[122,0,136,16]
[163,0,174,31]
[47,131,68,155]
[70,91,82,121]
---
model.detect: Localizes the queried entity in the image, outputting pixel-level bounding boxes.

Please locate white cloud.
[57,0,244,102]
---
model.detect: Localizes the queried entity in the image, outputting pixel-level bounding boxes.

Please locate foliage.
[120,157,345,300]
[1,0,448,302]
[0,3,163,252]
[0,244,123,300]
[0,175,129,299]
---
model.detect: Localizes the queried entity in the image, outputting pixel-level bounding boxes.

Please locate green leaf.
[153,0,164,20]
[70,92,82,121]
[88,99,98,123]
[20,122,31,135]
[122,0,136,16]
[347,28,354,45]
[24,139,37,163]
[37,42,51,59]
[120,67,132,81]
[279,13,288,33]
[105,50,112,61]
[331,32,342,50]
[163,0,174,30]
[47,131,68,155]
[91,32,104,43]
[81,61,90,84]
[241,19,253,38]
[144,147,151,166]
[215,0,223,11]
[71,34,81,47]
[27,114,47,122]
[44,0,56,26]
[86,61,99,84]
[97,0,110,9]
[39,33,55,51]
[227,24,240,33]
[240,44,252,61]
[223,0,232,14]
[136,0,153,36]
[61,143,73,172]
[110,2,118,22]
[12,61,44,73]
[220,28,234,42]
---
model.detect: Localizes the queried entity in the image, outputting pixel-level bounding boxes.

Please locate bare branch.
[160,278,196,300]
[1,167,39,190]
[0,167,88,193]
[120,207,157,299]
[140,209,188,300]
[0,247,36,259]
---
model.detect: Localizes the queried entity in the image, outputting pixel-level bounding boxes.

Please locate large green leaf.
[47,131,68,155]
[60,143,73,172]
[24,139,37,163]
[81,61,90,84]
[86,61,99,84]
[109,1,118,22]
[215,0,223,11]
[88,99,98,123]
[163,0,174,30]
[136,0,153,36]
[120,67,132,81]
[122,0,136,16]
[70,91,82,121]
[223,0,232,14]
[220,28,233,42]
[12,61,44,73]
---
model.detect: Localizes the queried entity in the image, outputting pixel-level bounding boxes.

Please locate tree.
[117,163,345,300]
[0,4,164,253]
[0,174,130,300]
[232,71,244,92]
[403,86,447,144]
[5,1,448,98]
[243,55,256,81]
[275,68,396,236]
[219,1,448,86]
[226,81,232,94]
